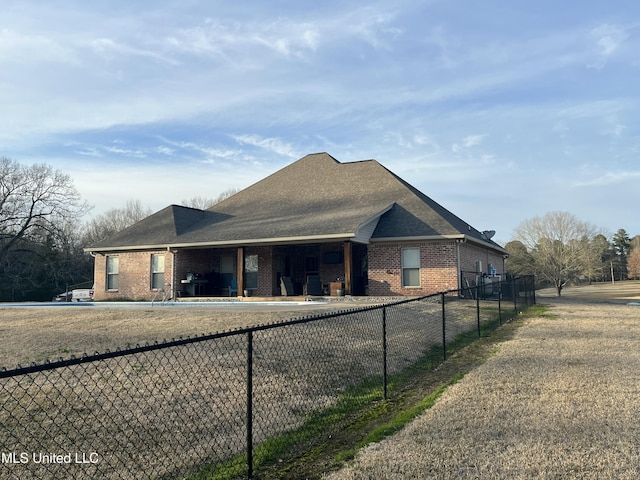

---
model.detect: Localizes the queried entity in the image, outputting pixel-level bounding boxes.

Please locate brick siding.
[93,240,506,300]
[368,240,505,296]
[93,250,173,301]
[368,241,459,296]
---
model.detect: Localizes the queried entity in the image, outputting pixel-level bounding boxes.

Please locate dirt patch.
[324,301,640,479]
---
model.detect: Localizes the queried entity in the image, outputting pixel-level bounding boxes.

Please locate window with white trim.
[402,248,420,287]
[150,254,165,290]
[106,256,119,290]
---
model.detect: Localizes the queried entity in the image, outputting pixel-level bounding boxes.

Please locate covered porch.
[171,241,368,299]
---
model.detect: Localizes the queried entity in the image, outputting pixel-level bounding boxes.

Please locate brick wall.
[458,242,505,275]
[93,250,173,301]
[368,241,459,296]
[246,246,274,296]
[318,243,346,286]
[368,240,505,296]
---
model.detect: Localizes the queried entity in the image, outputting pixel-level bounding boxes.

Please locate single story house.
[85,153,508,300]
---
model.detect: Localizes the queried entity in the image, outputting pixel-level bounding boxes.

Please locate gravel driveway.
[325,298,640,479]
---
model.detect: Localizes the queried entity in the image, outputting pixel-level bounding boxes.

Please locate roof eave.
[370,234,508,254]
[463,235,509,254]
[370,234,464,243]
[84,232,361,253]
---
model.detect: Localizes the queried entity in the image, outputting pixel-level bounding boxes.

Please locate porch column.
[343,241,353,295]
[170,249,177,300]
[237,247,245,296]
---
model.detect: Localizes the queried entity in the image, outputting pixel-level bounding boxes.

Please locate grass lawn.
[325,296,640,479]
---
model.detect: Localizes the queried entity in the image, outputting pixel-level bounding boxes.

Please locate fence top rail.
[0,277,533,378]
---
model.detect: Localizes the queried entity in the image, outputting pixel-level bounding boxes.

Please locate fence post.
[382,306,388,400]
[498,280,503,325]
[246,331,253,479]
[531,276,536,304]
[441,292,446,361]
[476,285,481,338]
[512,278,518,316]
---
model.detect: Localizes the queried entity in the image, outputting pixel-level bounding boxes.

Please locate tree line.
[0,157,235,301]
[0,157,637,300]
[506,211,640,296]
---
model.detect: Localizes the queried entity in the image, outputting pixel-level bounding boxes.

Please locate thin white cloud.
[343,8,403,50]
[156,146,175,156]
[591,24,628,56]
[0,28,77,64]
[104,146,146,158]
[179,143,239,161]
[587,23,630,69]
[168,17,322,64]
[555,99,630,120]
[88,37,180,65]
[451,134,486,153]
[573,171,640,187]
[76,147,102,158]
[253,24,320,58]
[462,134,486,148]
[232,135,299,158]
[413,134,440,149]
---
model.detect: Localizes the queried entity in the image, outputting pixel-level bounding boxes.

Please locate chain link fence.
[0,276,534,479]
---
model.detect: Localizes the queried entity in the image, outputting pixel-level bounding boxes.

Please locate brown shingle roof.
[86,153,505,252]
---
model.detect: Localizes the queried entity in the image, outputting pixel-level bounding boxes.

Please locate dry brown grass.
[537,279,640,301]
[0,303,352,369]
[5,286,612,478]
[325,299,640,479]
[0,297,492,370]
[0,296,497,479]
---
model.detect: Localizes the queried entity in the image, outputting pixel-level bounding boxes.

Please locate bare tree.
[181,188,240,210]
[0,157,91,299]
[628,249,640,280]
[513,211,601,296]
[181,195,217,210]
[0,157,90,266]
[82,199,152,246]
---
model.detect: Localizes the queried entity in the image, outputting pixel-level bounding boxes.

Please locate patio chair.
[227,277,238,296]
[280,276,294,296]
[305,275,323,296]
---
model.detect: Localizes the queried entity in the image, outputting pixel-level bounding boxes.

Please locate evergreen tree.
[612,229,631,281]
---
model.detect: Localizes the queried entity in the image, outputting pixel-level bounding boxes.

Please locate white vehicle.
[71,287,94,302]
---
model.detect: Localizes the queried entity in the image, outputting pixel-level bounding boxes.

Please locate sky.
[2,1,639,245]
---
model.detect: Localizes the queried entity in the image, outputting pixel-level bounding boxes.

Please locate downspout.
[456,237,469,294]
[456,239,463,294]
[168,247,177,300]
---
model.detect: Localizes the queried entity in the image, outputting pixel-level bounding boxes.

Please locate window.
[106,256,119,290]
[151,254,165,290]
[402,248,420,287]
[245,254,258,289]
